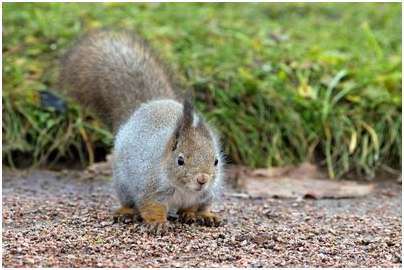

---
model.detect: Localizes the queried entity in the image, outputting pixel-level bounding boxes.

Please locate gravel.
[2,169,402,267]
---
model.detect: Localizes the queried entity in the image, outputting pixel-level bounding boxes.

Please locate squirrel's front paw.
[178,208,221,227]
[196,212,221,227]
[178,211,197,224]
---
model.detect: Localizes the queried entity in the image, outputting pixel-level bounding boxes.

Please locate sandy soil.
[2,169,402,267]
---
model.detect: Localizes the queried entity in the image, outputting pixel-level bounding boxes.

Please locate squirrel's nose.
[196,173,209,185]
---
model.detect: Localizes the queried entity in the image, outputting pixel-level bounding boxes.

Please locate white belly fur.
[167,188,203,212]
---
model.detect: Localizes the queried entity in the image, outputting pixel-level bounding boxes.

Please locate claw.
[178,209,222,227]
[179,212,197,224]
[197,212,221,227]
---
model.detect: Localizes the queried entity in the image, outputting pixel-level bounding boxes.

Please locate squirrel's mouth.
[193,183,209,192]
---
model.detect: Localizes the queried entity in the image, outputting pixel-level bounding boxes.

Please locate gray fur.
[113,99,223,212]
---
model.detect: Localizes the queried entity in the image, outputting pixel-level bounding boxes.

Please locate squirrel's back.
[59,30,176,130]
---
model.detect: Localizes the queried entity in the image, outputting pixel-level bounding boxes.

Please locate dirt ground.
[2,169,402,267]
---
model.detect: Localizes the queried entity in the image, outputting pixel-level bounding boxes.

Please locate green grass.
[2,3,401,178]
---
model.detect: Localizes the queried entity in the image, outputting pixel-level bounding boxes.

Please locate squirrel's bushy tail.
[59,30,176,131]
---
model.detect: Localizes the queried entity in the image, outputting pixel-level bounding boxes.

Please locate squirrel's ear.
[181,98,194,129]
[170,99,194,151]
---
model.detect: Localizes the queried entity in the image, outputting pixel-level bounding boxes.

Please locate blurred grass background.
[2,3,401,179]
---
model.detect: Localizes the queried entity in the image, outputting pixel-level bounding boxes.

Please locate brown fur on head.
[163,99,220,192]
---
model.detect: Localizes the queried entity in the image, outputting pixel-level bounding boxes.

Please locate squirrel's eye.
[177,156,185,166]
[214,159,218,166]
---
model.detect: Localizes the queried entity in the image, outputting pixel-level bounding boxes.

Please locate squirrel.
[59,30,224,227]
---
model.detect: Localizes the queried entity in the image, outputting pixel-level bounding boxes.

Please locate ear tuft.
[170,97,194,152]
[182,98,194,129]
